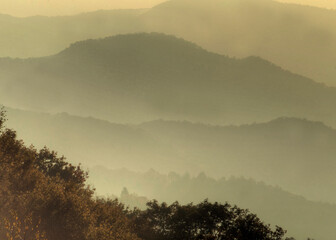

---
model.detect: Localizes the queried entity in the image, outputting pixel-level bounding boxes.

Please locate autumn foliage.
[0,110,290,240]
[0,110,138,240]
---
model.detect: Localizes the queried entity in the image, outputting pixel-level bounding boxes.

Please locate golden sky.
[0,0,165,17]
[1,0,336,17]
[277,0,336,9]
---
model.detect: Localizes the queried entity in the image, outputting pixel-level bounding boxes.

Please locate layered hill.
[1,33,336,126]
[89,167,336,240]
[5,107,336,203]
[1,0,336,85]
[141,0,336,85]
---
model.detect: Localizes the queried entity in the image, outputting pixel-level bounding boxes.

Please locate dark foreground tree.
[129,200,286,240]
[0,110,296,240]
[0,110,139,240]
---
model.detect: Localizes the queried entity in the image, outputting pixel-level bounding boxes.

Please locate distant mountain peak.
[59,32,206,56]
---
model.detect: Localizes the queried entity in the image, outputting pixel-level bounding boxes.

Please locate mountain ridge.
[1,0,336,85]
[1,33,336,127]
[141,0,336,85]
[5,106,336,203]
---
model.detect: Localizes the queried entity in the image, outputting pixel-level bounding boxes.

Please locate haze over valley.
[1,1,335,240]
[5,108,336,204]
[1,33,336,127]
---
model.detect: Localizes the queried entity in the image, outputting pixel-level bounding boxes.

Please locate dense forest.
[0,110,297,240]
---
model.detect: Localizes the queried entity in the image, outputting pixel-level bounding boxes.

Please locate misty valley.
[1,0,336,240]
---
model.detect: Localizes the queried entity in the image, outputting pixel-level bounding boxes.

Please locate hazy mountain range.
[89,167,336,240]
[1,0,336,86]
[141,0,336,86]
[1,33,336,127]
[6,107,336,203]
[1,1,336,239]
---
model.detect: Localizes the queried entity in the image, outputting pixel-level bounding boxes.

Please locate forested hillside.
[0,111,293,240]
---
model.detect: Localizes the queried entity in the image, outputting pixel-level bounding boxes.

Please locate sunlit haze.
[1,0,336,239]
[0,0,165,17]
[1,0,336,17]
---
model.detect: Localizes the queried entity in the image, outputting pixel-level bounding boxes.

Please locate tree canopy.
[0,110,138,240]
[0,110,296,240]
[129,200,286,240]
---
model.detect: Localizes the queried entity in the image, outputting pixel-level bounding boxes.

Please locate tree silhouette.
[129,200,286,240]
